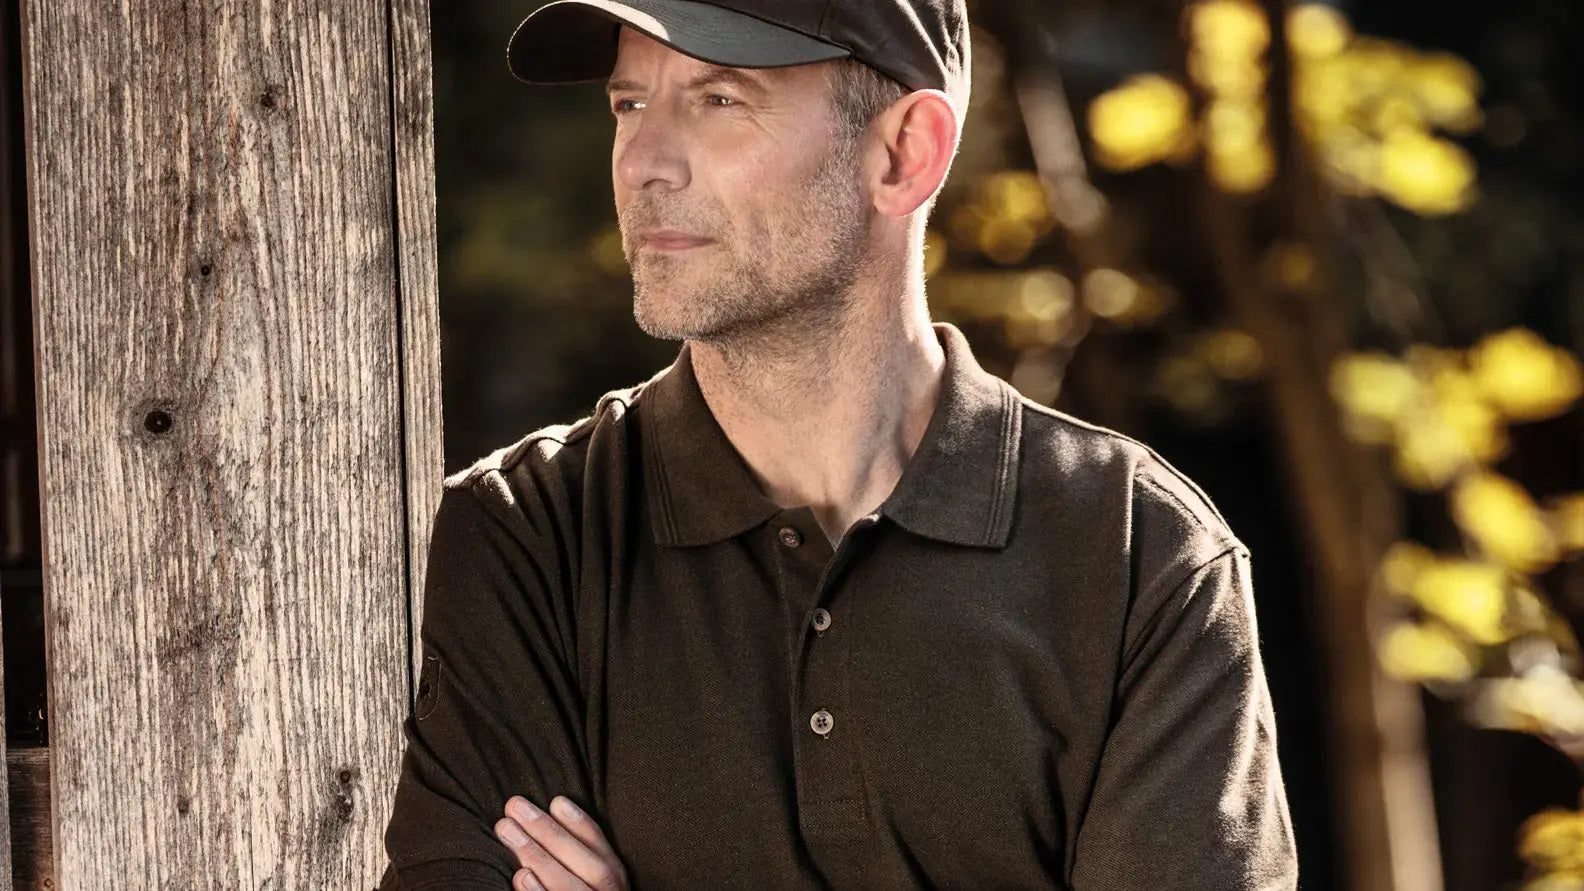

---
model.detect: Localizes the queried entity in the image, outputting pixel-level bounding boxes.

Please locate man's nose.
[614,107,691,193]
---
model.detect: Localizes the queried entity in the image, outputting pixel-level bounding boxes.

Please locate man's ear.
[869,90,960,219]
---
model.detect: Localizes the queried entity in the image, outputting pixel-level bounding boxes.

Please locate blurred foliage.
[1060,2,1584,885]
[1086,1,1480,210]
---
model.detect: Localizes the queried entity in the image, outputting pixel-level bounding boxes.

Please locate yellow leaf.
[1188,0,1271,61]
[1469,328,1584,421]
[1378,621,1478,682]
[1427,362,1508,464]
[1088,75,1196,171]
[1452,472,1559,573]
[1377,128,1476,216]
[1286,4,1352,59]
[1409,52,1483,133]
[1378,540,1436,596]
[1408,558,1511,644]
[1392,419,1468,489]
[1205,100,1266,153]
[1189,49,1268,99]
[1520,809,1584,874]
[1340,38,1412,101]
[1207,139,1277,194]
[1330,352,1421,442]
[1293,55,1354,132]
[1363,95,1423,138]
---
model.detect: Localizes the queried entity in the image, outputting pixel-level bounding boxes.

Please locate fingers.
[546,796,625,870]
[494,800,584,890]
[494,795,628,891]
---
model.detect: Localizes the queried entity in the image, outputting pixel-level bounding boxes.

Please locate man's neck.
[687,289,945,547]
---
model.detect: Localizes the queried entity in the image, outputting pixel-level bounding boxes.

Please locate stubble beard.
[622,137,870,347]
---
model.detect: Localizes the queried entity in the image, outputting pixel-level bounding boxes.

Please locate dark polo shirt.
[379,321,1297,890]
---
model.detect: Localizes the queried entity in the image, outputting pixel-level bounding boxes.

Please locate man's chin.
[632,295,710,341]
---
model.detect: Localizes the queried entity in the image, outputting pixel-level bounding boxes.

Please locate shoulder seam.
[444,387,638,490]
[1020,396,1237,534]
[1122,542,1247,670]
[1134,470,1243,553]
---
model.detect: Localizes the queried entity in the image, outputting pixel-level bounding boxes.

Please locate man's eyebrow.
[686,66,768,95]
[604,66,769,96]
[605,77,643,95]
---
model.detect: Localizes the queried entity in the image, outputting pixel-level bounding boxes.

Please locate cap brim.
[507,0,851,85]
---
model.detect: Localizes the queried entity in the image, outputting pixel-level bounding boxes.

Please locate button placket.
[785,510,874,843]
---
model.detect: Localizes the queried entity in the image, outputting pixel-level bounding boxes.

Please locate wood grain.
[387,0,443,707]
[22,0,440,884]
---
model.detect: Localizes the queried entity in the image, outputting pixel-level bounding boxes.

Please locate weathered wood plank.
[388,0,443,707]
[21,0,436,884]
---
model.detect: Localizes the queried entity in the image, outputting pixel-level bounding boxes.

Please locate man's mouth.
[638,230,715,252]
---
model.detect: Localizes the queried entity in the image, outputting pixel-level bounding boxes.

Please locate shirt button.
[812,608,832,632]
[810,709,834,736]
[778,526,803,548]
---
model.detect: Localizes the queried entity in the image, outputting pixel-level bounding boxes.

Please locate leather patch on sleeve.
[415,651,441,720]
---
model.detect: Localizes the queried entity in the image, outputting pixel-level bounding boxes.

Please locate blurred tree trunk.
[1192,1,1444,886]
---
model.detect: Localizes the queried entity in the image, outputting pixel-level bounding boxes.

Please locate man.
[380,0,1299,888]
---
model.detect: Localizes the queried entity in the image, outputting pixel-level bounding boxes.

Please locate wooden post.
[19,0,441,884]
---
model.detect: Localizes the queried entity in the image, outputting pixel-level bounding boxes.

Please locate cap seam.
[817,0,839,42]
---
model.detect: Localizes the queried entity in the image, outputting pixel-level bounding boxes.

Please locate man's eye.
[704,94,738,107]
[612,98,644,114]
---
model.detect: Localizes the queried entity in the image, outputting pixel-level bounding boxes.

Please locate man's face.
[606,29,872,343]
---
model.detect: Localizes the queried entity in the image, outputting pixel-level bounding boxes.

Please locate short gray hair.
[824,58,911,141]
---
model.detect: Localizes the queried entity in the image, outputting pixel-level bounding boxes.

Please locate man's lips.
[638,230,715,251]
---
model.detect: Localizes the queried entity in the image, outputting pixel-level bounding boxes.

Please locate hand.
[494,795,631,891]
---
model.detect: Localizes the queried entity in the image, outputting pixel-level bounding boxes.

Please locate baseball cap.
[506,0,970,104]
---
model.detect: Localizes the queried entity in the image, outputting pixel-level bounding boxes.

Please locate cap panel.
[696,0,835,40]
[824,0,969,94]
[508,0,850,85]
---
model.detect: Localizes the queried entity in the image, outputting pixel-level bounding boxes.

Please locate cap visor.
[507,0,851,85]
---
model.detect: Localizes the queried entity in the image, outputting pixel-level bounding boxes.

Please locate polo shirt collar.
[640,321,1022,550]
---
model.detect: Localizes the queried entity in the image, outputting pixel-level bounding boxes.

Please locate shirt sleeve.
[379,478,595,889]
[1070,545,1299,890]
